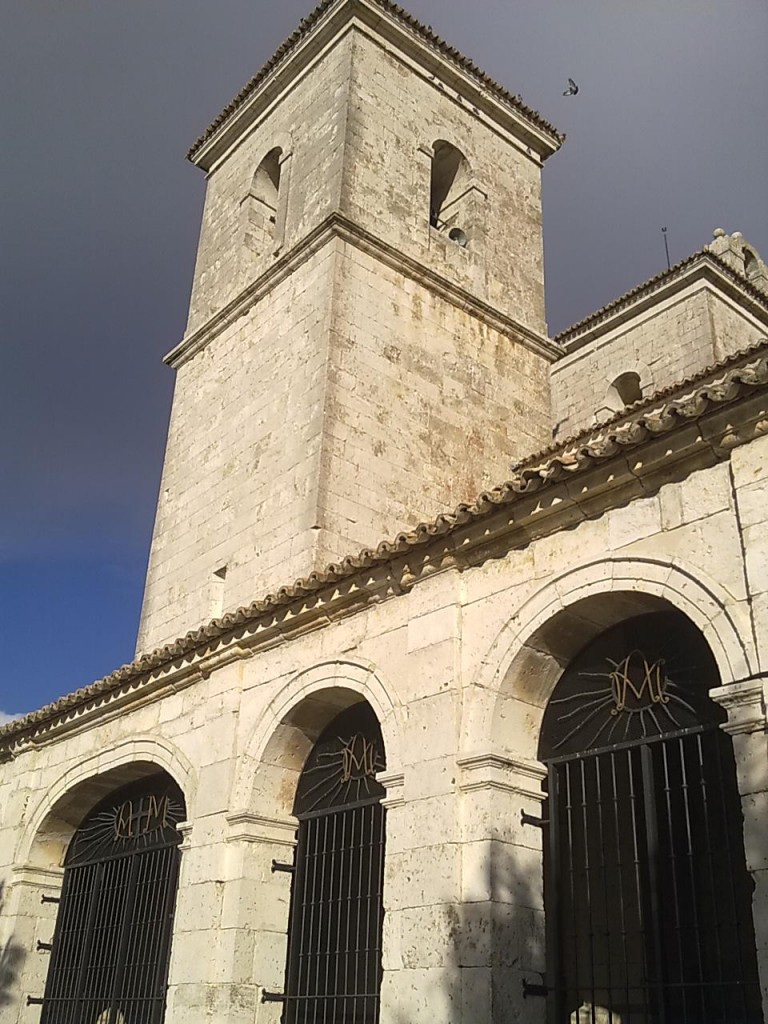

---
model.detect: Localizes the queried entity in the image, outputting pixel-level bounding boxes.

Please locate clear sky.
[2,0,767,719]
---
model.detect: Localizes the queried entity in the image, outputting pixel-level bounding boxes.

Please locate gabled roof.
[3,338,767,748]
[556,250,768,349]
[187,0,563,165]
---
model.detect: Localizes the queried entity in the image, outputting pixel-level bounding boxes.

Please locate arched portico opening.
[281,700,387,1024]
[35,768,187,1024]
[538,608,761,1023]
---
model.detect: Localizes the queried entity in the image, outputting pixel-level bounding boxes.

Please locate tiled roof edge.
[555,251,768,344]
[3,338,767,748]
[515,337,768,468]
[187,0,562,163]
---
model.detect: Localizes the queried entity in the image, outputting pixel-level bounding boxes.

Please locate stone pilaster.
[711,677,768,1017]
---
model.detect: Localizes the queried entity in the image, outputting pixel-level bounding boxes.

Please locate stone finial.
[707,229,768,294]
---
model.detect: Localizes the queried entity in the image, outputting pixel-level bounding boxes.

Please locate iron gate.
[540,612,762,1024]
[39,775,185,1024]
[282,702,387,1024]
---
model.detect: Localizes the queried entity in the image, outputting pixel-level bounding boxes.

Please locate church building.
[2,1,768,1022]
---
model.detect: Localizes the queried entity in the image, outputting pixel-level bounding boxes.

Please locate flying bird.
[563,78,579,96]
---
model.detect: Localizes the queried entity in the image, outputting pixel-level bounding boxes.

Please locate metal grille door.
[282,703,387,1024]
[539,612,762,1024]
[40,776,185,1024]
[547,729,761,1023]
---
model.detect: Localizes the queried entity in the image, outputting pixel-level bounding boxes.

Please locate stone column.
[457,753,548,1024]
[166,811,296,1024]
[3,865,63,1024]
[711,678,768,1017]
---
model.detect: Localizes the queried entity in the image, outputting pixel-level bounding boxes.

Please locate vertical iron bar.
[640,743,666,1024]
[578,758,598,1016]
[546,764,562,1024]
[107,851,141,1022]
[69,859,105,1021]
[659,739,688,1022]
[353,804,364,1024]
[626,748,650,1024]
[677,734,705,1019]
[564,760,581,1016]
[312,814,329,1024]
[694,731,726,1022]
[593,754,615,1020]
[331,808,346,1024]
[368,803,377,1019]
[608,752,631,1020]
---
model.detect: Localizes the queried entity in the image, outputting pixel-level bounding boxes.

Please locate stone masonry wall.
[186,35,353,333]
[139,22,555,651]
[551,283,768,437]
[139,232,553,653]
[5,433,768,1024]
[342,31,548,336]
[313,239,552,567]
[137,243,337,653]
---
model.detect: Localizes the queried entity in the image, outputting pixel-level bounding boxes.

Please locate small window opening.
[744,248,759,280]
[610,371,643,408]
[253,148,281,223]
[211,564,227,618]
[429,140,472,243]
[244,147,283,259]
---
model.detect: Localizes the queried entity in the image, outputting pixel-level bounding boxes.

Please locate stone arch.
[599,358,653,417]
[17,735,196,871]
[467,557,754,763]
[232,658,402,821]
[427,136,485,249]
[242,133,293,261]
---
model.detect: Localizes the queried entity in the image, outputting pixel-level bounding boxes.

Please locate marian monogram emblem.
[549,647,698,753]
[295,725,386,814]
[113,794,172,840]
[607,651,669,714]
[340,734,378,782]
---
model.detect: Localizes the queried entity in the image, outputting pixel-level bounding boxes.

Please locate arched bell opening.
[281,701,387,1024]
[538,609,761,1023]
[38,770,187,1024]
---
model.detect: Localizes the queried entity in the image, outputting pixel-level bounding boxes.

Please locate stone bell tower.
[136,0,562,653]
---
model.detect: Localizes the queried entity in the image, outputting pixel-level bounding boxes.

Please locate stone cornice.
[189,0,561,171]
[11,865,64,889]
[3,344,768,753]
[711,677,768,736]
[225,812,298,845]
[457,752,546,801]
[378,771,406,808]
[166,212,559,369]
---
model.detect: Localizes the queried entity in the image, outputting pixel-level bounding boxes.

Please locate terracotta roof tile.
[2,338,767,748]
[556,251,768,345]
[187,0,562,163]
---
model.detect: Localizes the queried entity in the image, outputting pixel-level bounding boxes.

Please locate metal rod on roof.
[662,226,671,270]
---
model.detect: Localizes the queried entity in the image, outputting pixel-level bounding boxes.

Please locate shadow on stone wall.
[0,882,25,1009]
[454,841,545,1022]
[391,839,546,1023]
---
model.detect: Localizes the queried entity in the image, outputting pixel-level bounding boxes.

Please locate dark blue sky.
[2,0,767,719]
